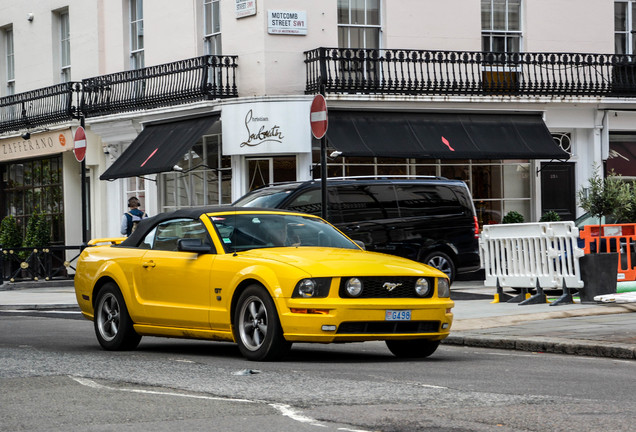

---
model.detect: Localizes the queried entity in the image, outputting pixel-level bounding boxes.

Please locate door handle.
[142,260,156,268]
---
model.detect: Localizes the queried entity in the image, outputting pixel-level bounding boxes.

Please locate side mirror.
[177,238,213,254]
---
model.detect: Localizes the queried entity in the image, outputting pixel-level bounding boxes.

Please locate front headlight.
[345,277,363,297]
[414,277,431,297]
[437,278,450,298]
[292,278,331,298]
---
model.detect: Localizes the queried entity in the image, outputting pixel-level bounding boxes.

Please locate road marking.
[70,376,371,430]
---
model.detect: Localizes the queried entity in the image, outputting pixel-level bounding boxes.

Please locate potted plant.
[0,215,23,280]
[22,209,51,279]
[502,210,524,224]
[576,166,625,302]
[539,210,561,222]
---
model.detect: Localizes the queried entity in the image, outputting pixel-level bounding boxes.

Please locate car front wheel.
[234,285,291,361]
[94,283,141,351]
[385,339,440,359]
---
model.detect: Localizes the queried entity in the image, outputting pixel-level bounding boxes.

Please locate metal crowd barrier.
[479,222,585,305]
[0,245,82,284]
[579,223,636,282]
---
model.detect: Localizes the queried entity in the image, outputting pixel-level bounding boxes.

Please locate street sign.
[310,94,328,139]
[73,126,86,162]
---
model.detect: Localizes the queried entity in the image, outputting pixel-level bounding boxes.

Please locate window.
[615,1,636,54]
[60,11,71,82]
[204,0,221,55]
[130,0,144,69]
[1,155,65,244]
[159,134,232,212]
[125,177,146,215]
[481,0,522,53]
[5,26,14,95]
[147,218,211,251]
[337,0,381,49]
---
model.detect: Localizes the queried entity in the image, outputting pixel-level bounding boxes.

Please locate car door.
[133,218,215,329]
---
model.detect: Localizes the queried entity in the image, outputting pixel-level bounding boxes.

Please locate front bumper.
[278,297,454,343]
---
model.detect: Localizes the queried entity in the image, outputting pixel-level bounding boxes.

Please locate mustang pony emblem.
[383,282,402,292]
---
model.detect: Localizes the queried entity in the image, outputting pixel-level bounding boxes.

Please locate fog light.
[441,323,449,329]
[345,278,363,297]
[437,278,450,298]
[298,279,316,298]
[414,278,430,297]
[322,325,337,332]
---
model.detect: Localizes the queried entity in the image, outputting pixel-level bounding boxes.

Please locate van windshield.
[233,187,295,208]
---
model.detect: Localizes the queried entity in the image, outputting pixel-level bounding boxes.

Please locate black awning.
[325,111,569,160]
[100,114,220,180]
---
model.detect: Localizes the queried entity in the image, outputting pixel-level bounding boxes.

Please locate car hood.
[236,247,447,278]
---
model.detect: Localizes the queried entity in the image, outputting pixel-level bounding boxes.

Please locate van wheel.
[423,251,456,282]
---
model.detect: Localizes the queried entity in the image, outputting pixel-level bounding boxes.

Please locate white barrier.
[479,221,584,305]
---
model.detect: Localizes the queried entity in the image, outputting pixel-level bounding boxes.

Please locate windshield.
[209,213,359,253]
[232,187,295,208]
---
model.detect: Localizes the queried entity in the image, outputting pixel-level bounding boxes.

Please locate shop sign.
[0,129,74,162]
[222,100,311,155]
[267,10,307,35]
[235,0,256,18]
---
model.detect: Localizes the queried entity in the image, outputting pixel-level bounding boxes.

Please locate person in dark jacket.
[120,196,148,236]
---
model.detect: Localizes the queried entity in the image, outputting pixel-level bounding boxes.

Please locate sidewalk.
[1,279,635,360]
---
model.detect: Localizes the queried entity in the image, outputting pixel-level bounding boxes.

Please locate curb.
[442,334,636,360]
[0,304,80,311]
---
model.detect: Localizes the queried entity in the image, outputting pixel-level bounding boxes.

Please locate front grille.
[337,321,440,334]
[338,276,434,298]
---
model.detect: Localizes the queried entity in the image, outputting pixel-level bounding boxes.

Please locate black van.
[233,178,481,282]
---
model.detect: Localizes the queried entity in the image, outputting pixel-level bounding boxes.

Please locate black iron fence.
[81,55,238,117]
[0,245,82,284]
[305,47,636,97]
[0,83,77,134]
[0,55,238,134]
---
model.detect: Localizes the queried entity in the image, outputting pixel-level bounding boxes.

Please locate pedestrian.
[121,196,148,236]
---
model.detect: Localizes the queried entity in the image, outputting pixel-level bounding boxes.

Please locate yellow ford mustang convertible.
[74,207,454,361]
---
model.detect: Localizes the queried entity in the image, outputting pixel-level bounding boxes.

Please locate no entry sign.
[73,126,86,162]
[310,94,328,139]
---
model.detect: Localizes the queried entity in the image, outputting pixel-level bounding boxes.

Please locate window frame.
[59,10,71,82]
[337,0,382,49]
[5,26,14,95]
[615,0,636,55]
[481,0,523,53]
[203,0,222,55]
[129,0,144,70]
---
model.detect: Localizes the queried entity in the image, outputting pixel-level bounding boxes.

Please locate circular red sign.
[310,94,328,139]
[73,126,87,162]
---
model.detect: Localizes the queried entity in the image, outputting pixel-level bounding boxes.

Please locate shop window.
[1,155,64,244]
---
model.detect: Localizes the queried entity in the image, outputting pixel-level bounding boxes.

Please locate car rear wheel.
[234,285,291,361]
[94,283,141,351]
[423,251,456,283]
[385,339,440,359]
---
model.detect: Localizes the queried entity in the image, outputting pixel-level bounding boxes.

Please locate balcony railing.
[81,55,238,117]
[0,55,238,134]
[305,47,636,97]
[0,83,76,134]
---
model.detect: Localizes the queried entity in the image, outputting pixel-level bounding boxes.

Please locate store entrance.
[540,162,576,221]
[247,156,296,191]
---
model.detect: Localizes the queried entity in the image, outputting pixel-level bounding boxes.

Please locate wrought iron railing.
[81,55,238,117]
[0,83,77,134]
[0,245,82,283]
[305,47,636,97]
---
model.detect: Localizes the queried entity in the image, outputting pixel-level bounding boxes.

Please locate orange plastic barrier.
[579,223,636,281]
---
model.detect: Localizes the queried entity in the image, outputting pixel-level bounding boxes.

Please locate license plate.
[385,310,411,321]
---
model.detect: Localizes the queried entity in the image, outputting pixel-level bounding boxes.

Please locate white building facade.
[1,0,636,249]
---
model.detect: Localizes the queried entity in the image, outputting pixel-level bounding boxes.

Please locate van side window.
[287,189,343,222]
[335,185,399,223]
[396,185,460,217]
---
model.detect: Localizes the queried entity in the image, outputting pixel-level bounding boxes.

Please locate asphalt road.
[1,312,635,432]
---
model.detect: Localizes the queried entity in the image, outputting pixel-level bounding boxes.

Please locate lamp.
[21,132,31,140]
[330,150,342,158]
